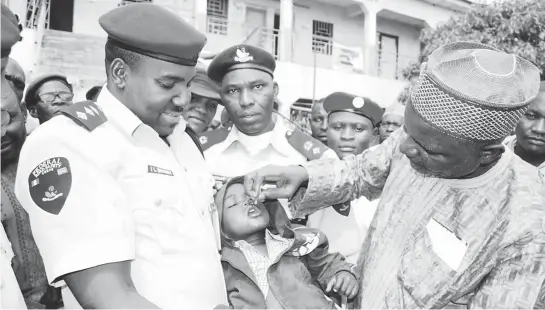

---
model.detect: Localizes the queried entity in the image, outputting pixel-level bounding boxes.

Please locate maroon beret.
[99,3,206,66]
[323,92,384,126]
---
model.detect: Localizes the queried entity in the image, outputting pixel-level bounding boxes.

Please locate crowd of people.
[1,2,544,309]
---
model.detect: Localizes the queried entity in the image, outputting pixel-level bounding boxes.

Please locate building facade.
[5,0,471,118]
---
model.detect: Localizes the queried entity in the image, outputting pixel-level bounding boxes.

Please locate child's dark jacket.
[221,226,355,309]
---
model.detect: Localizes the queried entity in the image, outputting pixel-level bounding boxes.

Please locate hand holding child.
[326,271,359,300]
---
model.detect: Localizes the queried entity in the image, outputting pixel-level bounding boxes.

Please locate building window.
[207,0,228,35]
[377,32,399,79]
[312,20,333,55]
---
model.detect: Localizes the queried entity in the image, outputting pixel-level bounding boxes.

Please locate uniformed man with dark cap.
[200,44,359,262]
[308,92,383,250]
[14,4,228,309]
[24,74,74,124]
[183,64,222,133]
[85,85,102,101]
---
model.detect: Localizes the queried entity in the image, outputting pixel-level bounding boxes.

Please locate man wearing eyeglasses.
[24,74,74,124]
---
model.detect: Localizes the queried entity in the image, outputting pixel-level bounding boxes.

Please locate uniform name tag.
[426,218,468,272]
[148,165,174,176]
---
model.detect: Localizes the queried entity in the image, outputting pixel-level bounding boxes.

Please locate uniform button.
[154,198,162,206]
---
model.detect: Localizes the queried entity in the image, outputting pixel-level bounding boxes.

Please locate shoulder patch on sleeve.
[199,126,231,151]
[60,100,107,131]
[28,157,72,215]
[285,128,330,161]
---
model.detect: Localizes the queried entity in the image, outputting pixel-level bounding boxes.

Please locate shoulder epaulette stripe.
[285,128,329,161]
[61,100,107,132]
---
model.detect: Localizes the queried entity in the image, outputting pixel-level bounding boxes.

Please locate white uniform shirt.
[15,87,227,309]
[205,116,363,261]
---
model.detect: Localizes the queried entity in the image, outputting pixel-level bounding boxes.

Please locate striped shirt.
[233,230,294,297]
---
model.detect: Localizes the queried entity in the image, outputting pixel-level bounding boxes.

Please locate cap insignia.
[234,47,254,63]
[353,97,365,109]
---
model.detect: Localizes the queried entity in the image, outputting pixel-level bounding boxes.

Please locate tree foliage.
[398,0,545,103]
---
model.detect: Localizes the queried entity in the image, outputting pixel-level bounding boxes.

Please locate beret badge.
[234,47,254,63]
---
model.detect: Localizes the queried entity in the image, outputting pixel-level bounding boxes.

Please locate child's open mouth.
[247,204,262,218]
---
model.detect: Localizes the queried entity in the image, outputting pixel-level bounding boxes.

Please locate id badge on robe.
[426,218,468,272]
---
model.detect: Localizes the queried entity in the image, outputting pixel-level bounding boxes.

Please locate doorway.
[49,0,74,32]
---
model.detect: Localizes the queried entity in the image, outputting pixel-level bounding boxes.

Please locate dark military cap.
[207,44,276,83]
[191,64,221,101]
[1,4,22,58]
[323,92,384,126]
[99,3,206,66]
[25,74,72,107]
[86,85,103,101]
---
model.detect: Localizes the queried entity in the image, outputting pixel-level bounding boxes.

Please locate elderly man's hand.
[244,165,309,202]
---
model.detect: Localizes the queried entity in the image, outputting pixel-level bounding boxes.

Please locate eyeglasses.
[38,91,74,104]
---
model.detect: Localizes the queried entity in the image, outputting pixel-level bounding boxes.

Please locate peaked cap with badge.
[411,41,540,141]
[323,92,384,127]
[1,4,22,58]
[191,64,221,101]
[207,44,276,83]
[99,3,206,66]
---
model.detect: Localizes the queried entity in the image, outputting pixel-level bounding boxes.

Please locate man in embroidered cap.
[379,101,405,143]
[14,3,228,309]
[182,64,222,133]
[201,44,358,261]
[244,42,545,308]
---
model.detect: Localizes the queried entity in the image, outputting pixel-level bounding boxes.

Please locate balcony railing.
[206,16,279,59]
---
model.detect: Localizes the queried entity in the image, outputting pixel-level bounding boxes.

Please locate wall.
[273,60,408,117]
[71,0,195,37]
[376,15,421,75]
[379,0,462,28]
[72,0,117,37]
[291,0,366,69]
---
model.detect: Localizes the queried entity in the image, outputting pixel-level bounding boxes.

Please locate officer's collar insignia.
[234,47,254,63]
[199,136,208,144]
[352,97,365,109]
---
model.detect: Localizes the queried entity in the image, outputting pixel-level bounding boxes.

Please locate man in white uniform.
[199,44,360,261]
[14,4,227,309]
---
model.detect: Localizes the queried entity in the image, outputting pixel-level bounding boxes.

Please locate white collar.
[95,85,142,137]
[217,115,294,157]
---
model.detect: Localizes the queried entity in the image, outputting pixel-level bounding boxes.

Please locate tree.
[398,0,545,104]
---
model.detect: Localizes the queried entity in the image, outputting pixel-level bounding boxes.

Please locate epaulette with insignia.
[60,100,107,132]
[198,126,231,151]
[285,128,329,160]
[285,128,351,217]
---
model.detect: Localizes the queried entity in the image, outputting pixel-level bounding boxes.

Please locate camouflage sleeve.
[470,220,545,309]
[289,128,404,218]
